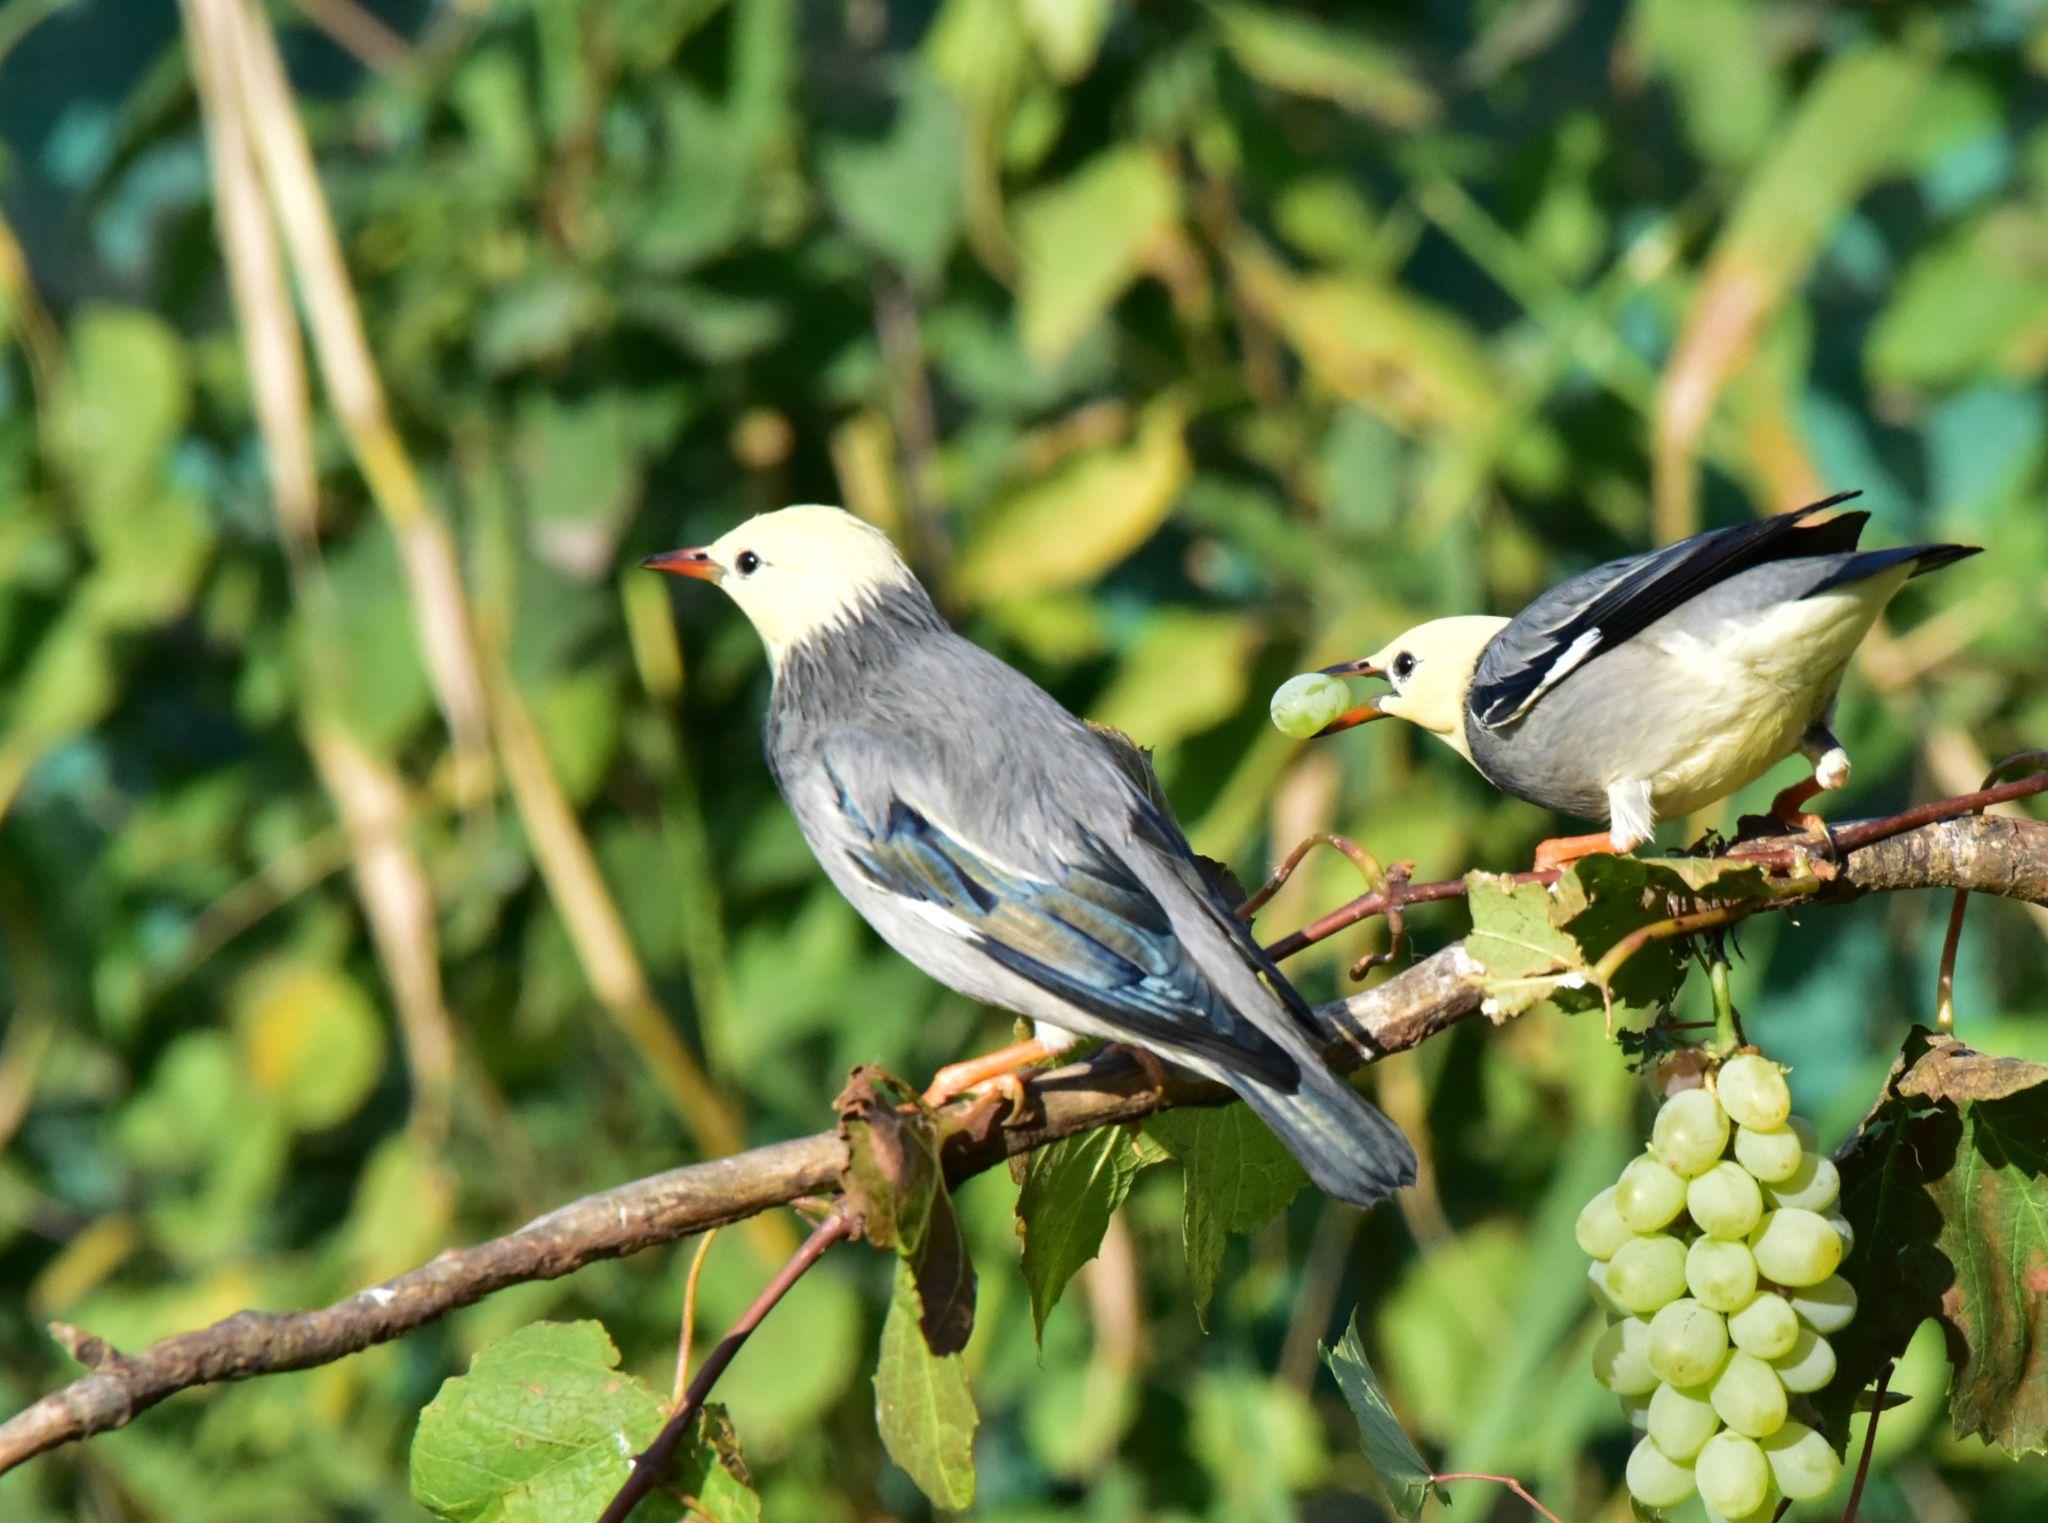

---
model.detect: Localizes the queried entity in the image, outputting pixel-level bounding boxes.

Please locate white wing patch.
[898,897,981,940]
[1497,627,1605,724]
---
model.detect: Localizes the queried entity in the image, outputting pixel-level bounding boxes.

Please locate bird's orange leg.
[922,1037,1061,1108]
[1532,831,1619,873]
[1768,774,1829,835]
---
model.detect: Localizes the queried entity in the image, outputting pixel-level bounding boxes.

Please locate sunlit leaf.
[231,958,388,1132]
[411,1321,735,1523]
[1214,4,1435,127]
[1013,146,1180,365]
[954,397,1187,603]
[1461,873,1584,1020]
[1090,610,1260,752]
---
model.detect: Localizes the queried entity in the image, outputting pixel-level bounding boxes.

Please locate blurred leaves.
[1014,147,1180,366]
[1,0,2045,1517]
[954,395,1187,603]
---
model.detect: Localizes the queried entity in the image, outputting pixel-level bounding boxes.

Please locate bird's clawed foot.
[921,1037,1060,1111]
[1105,1042,1172,1099]
[1762,772,1842,875]
[1532,831,1620,874]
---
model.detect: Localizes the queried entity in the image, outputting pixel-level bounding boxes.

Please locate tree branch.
[1,808,2042,1477]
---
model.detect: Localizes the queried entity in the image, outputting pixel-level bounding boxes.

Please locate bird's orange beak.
[641,546,721,581]
[1314,658,1387,735]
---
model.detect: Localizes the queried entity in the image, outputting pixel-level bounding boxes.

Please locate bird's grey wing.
[812,744,1300,1087]
[1470,493,1869,728]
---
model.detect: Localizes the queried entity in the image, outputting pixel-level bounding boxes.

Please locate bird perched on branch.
[645,505,1416,1209]
[1312,493,1978,870]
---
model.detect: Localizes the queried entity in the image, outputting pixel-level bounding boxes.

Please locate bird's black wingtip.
[1792,488,1864,518]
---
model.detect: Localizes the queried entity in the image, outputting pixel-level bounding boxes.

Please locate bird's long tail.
[1807,540,1981,594]
[1228,1058,1418,1210]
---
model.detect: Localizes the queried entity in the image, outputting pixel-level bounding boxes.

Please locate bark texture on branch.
[0,811,2042,1476]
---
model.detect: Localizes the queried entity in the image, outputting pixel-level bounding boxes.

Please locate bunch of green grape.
[1578,1055,1856,1519]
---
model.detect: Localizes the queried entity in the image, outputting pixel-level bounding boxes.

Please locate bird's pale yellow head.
[1323,615,1508,761]
[643,505,920,662]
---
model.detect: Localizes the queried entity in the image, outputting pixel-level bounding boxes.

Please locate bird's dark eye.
[735,550,762,576]
[1391,651,1416,682]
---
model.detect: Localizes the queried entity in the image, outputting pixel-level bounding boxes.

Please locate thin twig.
[673,1229,719,1405]
[1240,832,1392,919]
[1430,1471,1566,1523]
[597,1209,856,1523]
[1840,1361,1894,1523]
[1930,752,2048,1032]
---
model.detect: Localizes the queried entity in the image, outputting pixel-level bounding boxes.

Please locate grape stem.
[1708,955,1743,1053]
[1838,1360,1894,1523]
[1430,1472,1564,1523]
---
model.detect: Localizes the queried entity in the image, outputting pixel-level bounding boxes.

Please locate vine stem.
[1267,766,2048,963]
[1430,1471,1565,1523]
[671,1227,719,1405]
[1932,751,2048,1032]
[597,1208,856,1523]
[1839,1361,1894,1523]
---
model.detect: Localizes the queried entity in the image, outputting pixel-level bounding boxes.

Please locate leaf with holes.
[1821,1029,2048,1452]
[1461,873,1586,1020]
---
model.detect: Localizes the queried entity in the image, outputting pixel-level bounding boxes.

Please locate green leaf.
[1145,1105,1308,1326]
[60,305,190,521]
[1933,1089,2048,1449]
[1189,1369,1327,1519]
[874,1258,978,1511]
[1213,4,1436,127]
[954,396,1188,604]
[1461,873,1585,1020]
[1824,1030,2048,1452]
[1016,1126,1146,1340]
[821,72,963,283]
[1090,611,1262,753]
[410,1321,757,1523]
[836,1066,941,1257]
[1870,208,2048,388]
[1321,1310,1445,1523]
[1013,146,1180,365]
[230,958,387,1132]
[1018,0,1112,82]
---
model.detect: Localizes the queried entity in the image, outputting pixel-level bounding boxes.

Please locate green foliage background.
[2,0,2046,1518]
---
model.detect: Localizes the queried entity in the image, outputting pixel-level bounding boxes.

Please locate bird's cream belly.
[1620,582,1896,818]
